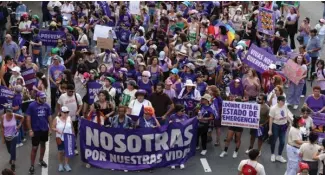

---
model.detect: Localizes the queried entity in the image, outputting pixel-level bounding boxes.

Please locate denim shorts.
[57,141,65,151]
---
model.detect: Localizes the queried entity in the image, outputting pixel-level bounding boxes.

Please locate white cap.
[269,64,276,70]
[61,106,69,112]
[149,44,157,50]
[12,66,21,73]
[142,70,151,77]
[159,51,165,60]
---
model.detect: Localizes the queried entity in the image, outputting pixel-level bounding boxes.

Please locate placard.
[97,37,113,50]
[283,59,305,85]
[257,7,275,36]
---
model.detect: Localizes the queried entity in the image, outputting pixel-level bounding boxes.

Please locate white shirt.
[269,104,293,125]
[61,3,74,20]
[267,90,286,107]
[238,159,266,175]
[55,116,73,140]
[128,99,152,116]
[178,88,202,101]
[19,21,32,34]
[48,1,62,16]
[315,24,325,36]
[78,34,89,46]
[57,93,83,121]
[288,126,302,147]
[102,86,116,99]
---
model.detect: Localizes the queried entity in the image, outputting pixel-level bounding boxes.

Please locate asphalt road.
[0,2,324,175]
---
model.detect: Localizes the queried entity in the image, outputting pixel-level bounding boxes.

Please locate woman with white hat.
[138,71,154,95]
[196,94,214,156]
[52,106,74,172]
[178,79,201,101]
[232,7,245,32]
[9,66,25,89]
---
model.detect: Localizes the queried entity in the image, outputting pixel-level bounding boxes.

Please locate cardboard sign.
[283,59,305,85]
[97,37,113,50]
[129,1,140,15]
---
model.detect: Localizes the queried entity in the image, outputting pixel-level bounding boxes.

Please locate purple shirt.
[49,64,66,87]
[168,113,189,123]
[12,93,22,112]
[305,95,325,112]
[26,101,51,131]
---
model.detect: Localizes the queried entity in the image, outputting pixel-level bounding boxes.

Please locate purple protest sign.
[64,133,75,158]
[221,101,260,129]
[173,98,199,117]
[87,82,102,104]
[39,30,66,46]
[257,7,275,36]
[242,44,277,73]
[79,117,198,170]
[311,113,325,143]
[21,68,36,91]
[0,86,14,108]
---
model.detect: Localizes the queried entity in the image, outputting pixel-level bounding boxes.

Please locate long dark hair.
[292,115,301,129]
[36,72,48,89]
[63,69,74,84]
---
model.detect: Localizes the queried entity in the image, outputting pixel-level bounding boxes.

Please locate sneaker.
[39,160,48,168]
[300,95,305,98]
[29,166,35,174]
[171,166,175,169]
[86,164,91,168]
[276,155,287,163]
[22,138,27,142]
[233,151,238,158]
[180,164,185,169]
[200,150,207,156]
[245,149,250,154]
[219,151,228,158]
[271,154,275,162]
[293,105,298,110]
[196,146,200,150]
[64,164,72,172]
[58,164,64,172]
[11,164,15,172]
[124,170,128,172]
[74,149,79,155]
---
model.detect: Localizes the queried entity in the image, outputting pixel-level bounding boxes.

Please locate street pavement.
[0,1,324,175]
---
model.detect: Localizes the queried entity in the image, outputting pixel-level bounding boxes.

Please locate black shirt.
[149,92,173,117]
[0,6,9,26]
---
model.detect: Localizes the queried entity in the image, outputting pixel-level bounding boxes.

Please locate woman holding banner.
[220,97,244,159]
[136,106,160,129]
[285,116,307,175]
[197,94,214,156]
[52,106,74,172]
[286,55,307,110]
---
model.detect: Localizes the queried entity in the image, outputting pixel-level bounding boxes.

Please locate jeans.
[271,123,286,155]
[197,124,209,150]
[5,136,17,161]
[33,53,43,68]
[302,82,307,96]
[50,87,58,114]
[0,28,5,45]
[287,82,304,105]
[309,57,318,79]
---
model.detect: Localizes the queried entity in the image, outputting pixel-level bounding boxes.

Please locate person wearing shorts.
[220,98,244,159]
[26,92,51,174]
[246,93,270,156]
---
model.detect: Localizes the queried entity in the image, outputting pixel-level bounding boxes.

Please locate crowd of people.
[0,1,325,175]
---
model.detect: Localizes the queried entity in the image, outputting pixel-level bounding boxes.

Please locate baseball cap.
[61,106,69,112]
[37,92,47,98]
[269,64,276,70]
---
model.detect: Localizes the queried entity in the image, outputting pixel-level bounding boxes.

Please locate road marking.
[200,158,212,172]
[41,139,50,175]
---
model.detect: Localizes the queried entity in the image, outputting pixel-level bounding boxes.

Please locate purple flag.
[79,117,198,170]
[39,30,66,46]
[21,68,36,91]
[242,44,277,73]
[87,82,102,104]
[257,7,275,36]
[64,133,75,158]
[18,35,26,48]
[97,1,111,17]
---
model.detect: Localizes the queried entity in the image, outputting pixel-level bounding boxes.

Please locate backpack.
[241,161,257,175]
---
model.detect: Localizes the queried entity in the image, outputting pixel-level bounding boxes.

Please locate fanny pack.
[5,132,18,141]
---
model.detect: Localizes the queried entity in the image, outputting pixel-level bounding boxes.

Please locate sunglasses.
[142,75,148,77]
[68,90,74,93]
[62,111,69,114]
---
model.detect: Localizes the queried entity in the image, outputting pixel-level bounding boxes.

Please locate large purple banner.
[242,44,277,73]
[39,30,66,46]
[21,68,36,91]
[87,82,102,104]
[79,118,198,170]
[312,113,325,143]
[257,7,275,36]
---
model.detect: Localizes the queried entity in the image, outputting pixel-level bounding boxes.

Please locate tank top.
[56,116,73,141]
[149,66,160,85]
[3,114,16,137]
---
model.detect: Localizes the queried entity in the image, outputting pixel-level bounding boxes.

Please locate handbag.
[56,117,67,145]
[32,49,40,55]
